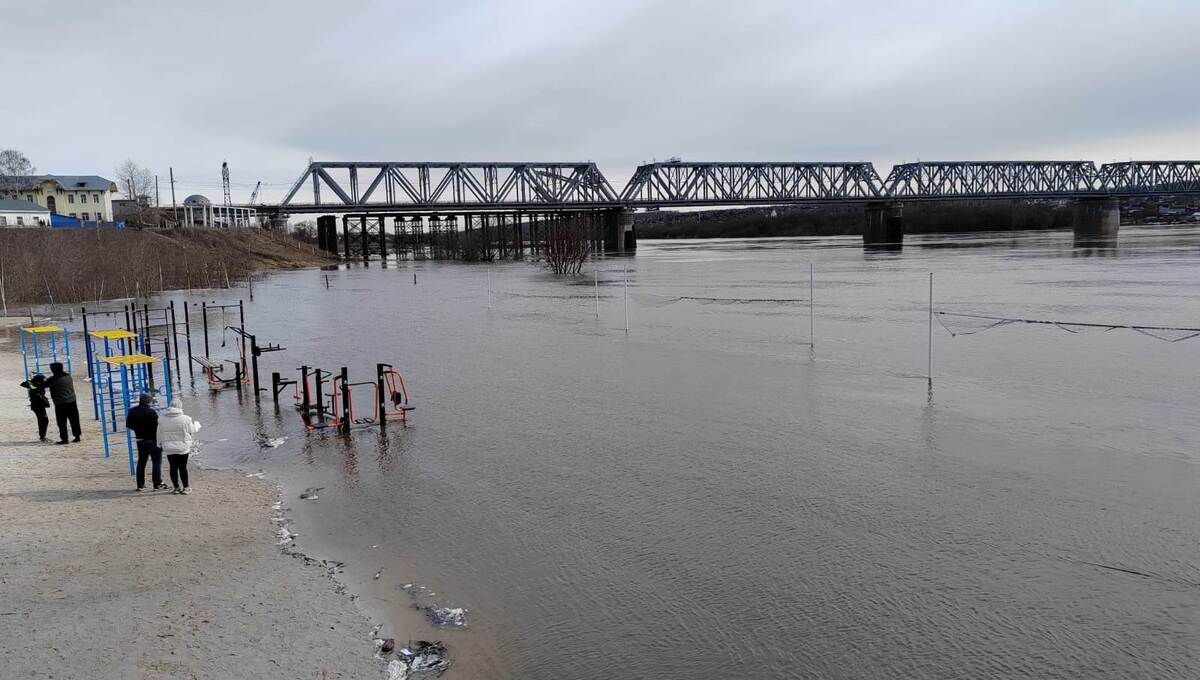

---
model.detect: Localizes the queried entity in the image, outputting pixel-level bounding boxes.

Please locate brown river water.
[83,227,1200,678]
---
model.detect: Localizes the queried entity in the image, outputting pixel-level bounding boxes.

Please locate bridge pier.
[863,202,903,245]
[604,208,636,251]
[317,215,338,254]
[1073,197,1120,240]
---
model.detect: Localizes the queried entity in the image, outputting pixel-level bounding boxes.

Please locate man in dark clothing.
[19,374,51,441]
[45,362,81,444]
[126,393,164,490]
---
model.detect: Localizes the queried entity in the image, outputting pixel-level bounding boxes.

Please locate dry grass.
[0,227,334,307]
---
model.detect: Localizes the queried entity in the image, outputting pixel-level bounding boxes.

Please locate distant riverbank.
[636,201,1077,239]
[0,228,333,309]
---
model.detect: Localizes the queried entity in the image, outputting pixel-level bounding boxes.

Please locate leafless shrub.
[0,227,333,309]
[542,215,593,276]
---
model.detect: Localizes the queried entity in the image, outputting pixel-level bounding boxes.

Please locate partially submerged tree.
[543,214,593,275]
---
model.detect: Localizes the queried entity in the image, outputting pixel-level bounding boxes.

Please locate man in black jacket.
[19,374,51,441]
[126,393,164,490]
[45,362,81,444]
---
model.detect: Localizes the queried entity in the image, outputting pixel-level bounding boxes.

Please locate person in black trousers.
[126,393,165,491]
[45,362,81,444]
[19,374,51,441]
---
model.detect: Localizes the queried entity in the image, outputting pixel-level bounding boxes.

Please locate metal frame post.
[339,366,350,433]
[376,363,387,426]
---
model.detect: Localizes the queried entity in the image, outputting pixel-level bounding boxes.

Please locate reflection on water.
[147,226,1199,679]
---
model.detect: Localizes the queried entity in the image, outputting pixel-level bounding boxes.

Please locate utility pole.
[155,175,160,207]
[169,167,177,210]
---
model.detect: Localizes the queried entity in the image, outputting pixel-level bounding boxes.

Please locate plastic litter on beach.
[374,568,383,580]
[245,471,266,479]
[299,487,323,500]
[399,641,449,674]
[423,607,467,627]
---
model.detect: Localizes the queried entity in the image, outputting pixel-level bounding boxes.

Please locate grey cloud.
[2,0,1197,200]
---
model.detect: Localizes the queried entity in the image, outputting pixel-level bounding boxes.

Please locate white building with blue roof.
[0,198,51,227]
[3,175,118,223]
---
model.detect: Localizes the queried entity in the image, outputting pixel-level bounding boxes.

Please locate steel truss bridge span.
[274,160,1200,214]
[278,162,618,214]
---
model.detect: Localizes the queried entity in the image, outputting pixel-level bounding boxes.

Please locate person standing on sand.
[18,374,51,441]
[126,393,166,491]
[158,399,201,495]
[44,362,81,444]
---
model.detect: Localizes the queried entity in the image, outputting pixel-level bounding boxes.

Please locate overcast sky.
[4,0,1198,202]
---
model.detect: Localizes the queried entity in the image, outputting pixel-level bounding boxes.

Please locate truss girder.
[618,162,884,205]
[1095,161,1200,195]
[883,161,1100,198]
[280,162,620,209]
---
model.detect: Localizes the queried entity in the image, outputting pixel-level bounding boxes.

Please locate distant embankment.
[0,228,333,307]
[635,201,1076,239]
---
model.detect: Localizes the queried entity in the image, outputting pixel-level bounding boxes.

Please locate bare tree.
[0,149,35,193]
[115,159,154,204]
[543,214,593,275]
[115,160,156,227]
[291,219,317,242]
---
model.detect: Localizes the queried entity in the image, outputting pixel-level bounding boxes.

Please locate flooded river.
[158,227,1199,678]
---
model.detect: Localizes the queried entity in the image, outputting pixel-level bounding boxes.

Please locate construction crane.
[248,180,261,205]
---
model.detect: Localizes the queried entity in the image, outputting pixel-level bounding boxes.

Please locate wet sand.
[0,322,384,679]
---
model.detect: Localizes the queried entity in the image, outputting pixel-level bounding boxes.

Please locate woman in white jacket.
[157,399,202,495]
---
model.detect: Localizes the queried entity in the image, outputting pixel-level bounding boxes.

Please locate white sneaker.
[182,487,192,495]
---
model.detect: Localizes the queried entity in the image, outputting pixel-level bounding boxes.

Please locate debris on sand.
[374,568,383,580]
[245,471,266,479]
[398,641,449,674]
[386,658,408,680]
[423,607,467,628]
[299,487,323,500]
[276,527,297,546]
[381,638,396,654]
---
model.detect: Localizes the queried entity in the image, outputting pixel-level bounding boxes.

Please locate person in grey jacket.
[44,362,80,444]
[157,399,201,495]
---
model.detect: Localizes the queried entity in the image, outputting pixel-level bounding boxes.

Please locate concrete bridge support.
[1073,197,1120,240]
[863,202,904,245]
[604,208,637,251]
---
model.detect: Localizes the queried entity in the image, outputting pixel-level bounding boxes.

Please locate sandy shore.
[0,323,383,679]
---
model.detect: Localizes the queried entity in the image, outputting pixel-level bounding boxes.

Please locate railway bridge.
[262,159,1200,255]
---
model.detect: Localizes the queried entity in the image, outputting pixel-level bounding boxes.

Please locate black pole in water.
[183,300,194,378]
[201,301,210,358]
[314,368,325,426]
[376,363,387,426]
[271,372,280,405]
[339,367,350,434]
[249,333,260,399]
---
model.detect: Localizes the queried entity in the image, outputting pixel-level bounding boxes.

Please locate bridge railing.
[619,162,885,206]
[279,162,620,210]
